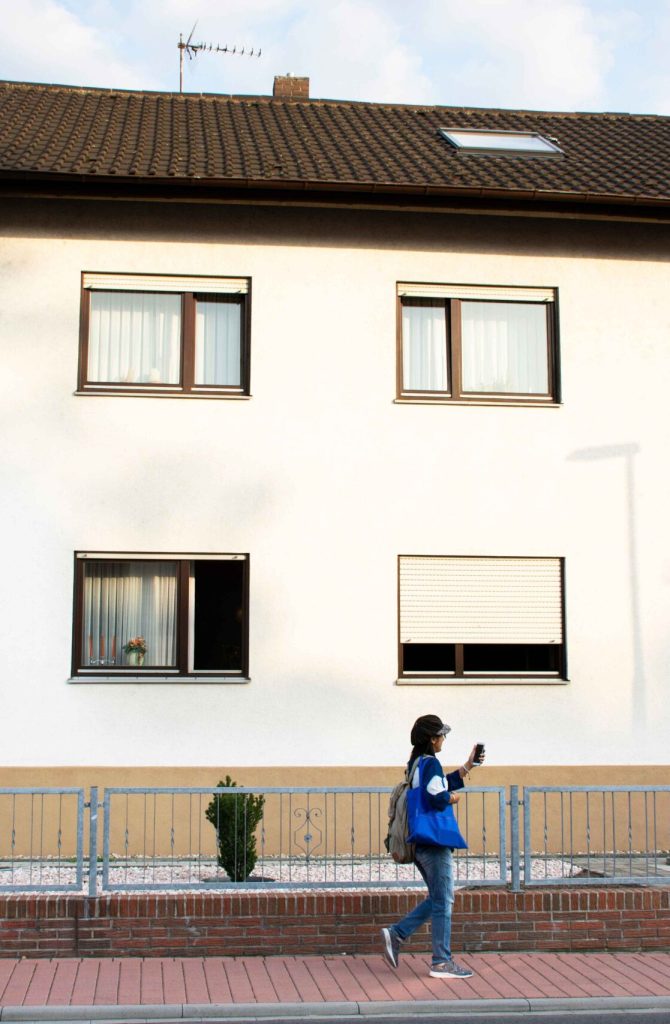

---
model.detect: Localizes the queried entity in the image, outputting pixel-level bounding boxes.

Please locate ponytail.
[409,737,434,766]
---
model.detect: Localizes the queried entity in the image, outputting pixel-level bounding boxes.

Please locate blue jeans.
[391,844,454,965]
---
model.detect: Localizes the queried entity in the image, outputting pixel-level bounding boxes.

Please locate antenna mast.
[178,24,262,92]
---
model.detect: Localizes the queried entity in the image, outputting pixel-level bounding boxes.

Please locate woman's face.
[431,734,445,753]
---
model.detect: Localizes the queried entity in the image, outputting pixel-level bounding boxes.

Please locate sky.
[1,0,670,114]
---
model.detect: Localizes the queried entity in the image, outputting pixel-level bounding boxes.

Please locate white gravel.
[0,854,578,893]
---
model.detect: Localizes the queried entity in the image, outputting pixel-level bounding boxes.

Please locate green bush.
[205,776,265,882]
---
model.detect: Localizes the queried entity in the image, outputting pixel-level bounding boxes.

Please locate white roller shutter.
[400,556,563,645]
[397,283,554,303]
[77,552,247,561]
[83,273,249,294]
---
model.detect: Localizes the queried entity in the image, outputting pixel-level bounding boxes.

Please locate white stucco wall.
[0,199,668,768]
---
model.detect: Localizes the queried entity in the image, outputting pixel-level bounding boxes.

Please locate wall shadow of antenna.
[567,442,645,732]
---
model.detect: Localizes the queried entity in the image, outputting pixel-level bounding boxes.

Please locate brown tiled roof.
[1,80,670,208]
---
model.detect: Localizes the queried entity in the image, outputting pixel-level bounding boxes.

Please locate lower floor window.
[399,555,565,679]
[74,553,248,676]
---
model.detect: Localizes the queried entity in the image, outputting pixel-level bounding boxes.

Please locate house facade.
[0,76,668,797]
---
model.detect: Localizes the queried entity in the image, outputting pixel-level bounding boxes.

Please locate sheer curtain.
[194,298,242,386]
[82,561,178,667]
[87,291,182,384]
[461,301,548,394]
[402,301,448,392]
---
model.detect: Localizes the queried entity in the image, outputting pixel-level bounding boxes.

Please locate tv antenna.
[178,22,262,92]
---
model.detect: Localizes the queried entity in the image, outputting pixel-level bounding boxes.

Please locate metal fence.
[1,783,668,894]
[521,785,670,887]
[0,787,85,892]
[99,785,508,891]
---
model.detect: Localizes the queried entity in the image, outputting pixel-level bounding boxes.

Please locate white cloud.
[134,0,434,103]
[0,0,144,89]
[634,1,670,113]
[280,0,433,103]
[0,0,665,114]
[418,0,619,110]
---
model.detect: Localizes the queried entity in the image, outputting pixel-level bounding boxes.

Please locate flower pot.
[127,650,145,667]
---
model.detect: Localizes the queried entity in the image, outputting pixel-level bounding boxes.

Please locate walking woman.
[382,714,483,979]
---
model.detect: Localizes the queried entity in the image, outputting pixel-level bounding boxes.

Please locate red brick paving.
[21,960,56,1006]
[0,953,669,1008]
[160,958,187,1004]
[180,959,210,1004]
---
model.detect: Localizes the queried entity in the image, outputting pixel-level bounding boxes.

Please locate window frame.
[438,127,564,156]
[77,274,251,397]
[396,284,560,405]
[397,554,567,684]
[71,551,250,680]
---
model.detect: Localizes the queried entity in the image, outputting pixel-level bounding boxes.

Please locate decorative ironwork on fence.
[100,785,507,891]
[1,783,668,894]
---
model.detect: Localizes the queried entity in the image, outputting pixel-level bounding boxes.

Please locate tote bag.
[406,756,468,850]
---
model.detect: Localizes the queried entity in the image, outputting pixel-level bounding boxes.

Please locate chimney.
[273,74,309,100]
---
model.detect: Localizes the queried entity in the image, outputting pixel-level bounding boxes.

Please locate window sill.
[74,390,252,400]
[395,676,569,686]
[68,675,251,684]
[394,397,561,408]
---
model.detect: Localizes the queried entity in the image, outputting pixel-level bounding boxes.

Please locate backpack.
[384,758,420,864]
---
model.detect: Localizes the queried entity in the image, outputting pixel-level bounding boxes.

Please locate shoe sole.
[429,968,473,979]
[381,928,398,968]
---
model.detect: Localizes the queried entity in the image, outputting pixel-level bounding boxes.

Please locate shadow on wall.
[2,198,670,264]
[567,443,644,731]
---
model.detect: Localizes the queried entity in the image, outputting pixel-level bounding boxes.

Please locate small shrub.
[205,776,265,881]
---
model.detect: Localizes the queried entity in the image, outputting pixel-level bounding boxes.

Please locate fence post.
[88,786,98,897]
[509,785,521,892]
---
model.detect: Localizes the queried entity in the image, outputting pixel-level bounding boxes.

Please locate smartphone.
[473,742,485,766]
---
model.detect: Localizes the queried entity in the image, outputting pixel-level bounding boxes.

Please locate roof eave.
[1,168,669,217]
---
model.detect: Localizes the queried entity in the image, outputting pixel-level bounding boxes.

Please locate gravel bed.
[0,855,578,893]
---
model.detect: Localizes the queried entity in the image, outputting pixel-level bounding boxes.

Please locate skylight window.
[439,128,563,155]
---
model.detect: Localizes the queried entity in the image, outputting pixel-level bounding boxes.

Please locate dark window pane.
[402,643,456,672]
[193,560,245,671]
[464,643,561,673]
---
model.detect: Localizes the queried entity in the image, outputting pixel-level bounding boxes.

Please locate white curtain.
[194,299,242,386]
[87,292,181,384]
[461,302,548,394]
[402,302,448,391]
[82,561,177,667]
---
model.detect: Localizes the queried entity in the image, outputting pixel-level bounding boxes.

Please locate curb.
[3,996,670,1021]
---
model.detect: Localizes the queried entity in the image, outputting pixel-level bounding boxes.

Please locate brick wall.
[1,889,668,958]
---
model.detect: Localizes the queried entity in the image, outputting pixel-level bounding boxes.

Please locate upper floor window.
[439,128,563,156]
[78,274,250,396]
[72,552,249,679]
[398,555,566,682]
[397,283,559,404]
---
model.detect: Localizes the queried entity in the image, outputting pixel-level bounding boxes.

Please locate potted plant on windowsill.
[123,636,147,667]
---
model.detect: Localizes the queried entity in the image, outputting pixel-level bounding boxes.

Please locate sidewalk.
[1,951,670,1021]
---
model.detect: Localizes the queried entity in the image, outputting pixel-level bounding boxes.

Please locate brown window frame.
[397,555,567,682]
[397,288,560,405]
[72,552,250,679]
[78,277,251,397]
